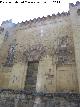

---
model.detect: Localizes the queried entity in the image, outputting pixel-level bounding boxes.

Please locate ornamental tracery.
[23,44,48,62]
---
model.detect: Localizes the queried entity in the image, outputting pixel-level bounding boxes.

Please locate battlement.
[69,1,80,8]
[16,11,70,28]
[13,1,80,29]
[1,1,80,30]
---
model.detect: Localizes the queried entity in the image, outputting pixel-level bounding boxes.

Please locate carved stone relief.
[23,44,48,62]
[55,36,75,65]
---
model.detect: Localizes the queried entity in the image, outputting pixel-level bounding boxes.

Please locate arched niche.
[23,44,48,90]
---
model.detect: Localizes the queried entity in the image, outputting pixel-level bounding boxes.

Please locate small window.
[77,9,80,16]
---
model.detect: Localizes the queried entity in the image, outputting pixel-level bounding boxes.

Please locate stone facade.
[0,1,80,95]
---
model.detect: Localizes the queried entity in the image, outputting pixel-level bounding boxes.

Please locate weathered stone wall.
[56,65,78,92]
[69,2,80,92]
[7,13,77,92]
[0,90,79,107]
[0,1,80,93]
[9,62,27,89]
[36,55,56,92]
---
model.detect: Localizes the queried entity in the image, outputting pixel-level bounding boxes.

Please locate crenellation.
[61,12,68,16]
[69,1,80,9]
[56,12,61,16]
[69,3,75,7]
[12,11,70,31]
[37,17,41,22]
[75,1,80,6]
[52,13,56,17]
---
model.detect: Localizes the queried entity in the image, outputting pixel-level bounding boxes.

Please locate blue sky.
[0,0,77,25]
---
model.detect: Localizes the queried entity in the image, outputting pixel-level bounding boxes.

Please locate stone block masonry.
[0,90,79,107]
